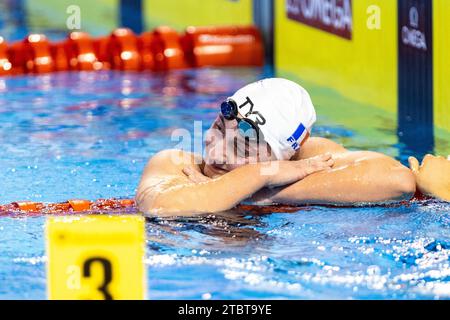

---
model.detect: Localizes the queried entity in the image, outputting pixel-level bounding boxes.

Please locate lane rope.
[0,198,136,216]
[0,25,264,76]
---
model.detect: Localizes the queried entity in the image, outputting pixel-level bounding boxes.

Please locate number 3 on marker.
[47,216,146,300]
[83,257,113,300]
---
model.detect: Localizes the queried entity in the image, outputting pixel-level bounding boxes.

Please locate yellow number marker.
[46,215,146,300]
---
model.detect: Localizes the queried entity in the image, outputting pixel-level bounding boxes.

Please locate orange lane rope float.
[0,25,264,76]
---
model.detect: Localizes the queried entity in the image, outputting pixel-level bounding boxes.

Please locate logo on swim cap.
[287,122,307,151]
[238,96,266,126]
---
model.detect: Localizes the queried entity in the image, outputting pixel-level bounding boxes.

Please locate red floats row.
[0,25,264,76]
[0,198,303,216]
[0,198,136,215]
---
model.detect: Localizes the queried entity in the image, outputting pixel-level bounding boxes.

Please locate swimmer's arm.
[295,137,347,159]
[258,152,416,205]
[136,150,333,216]
[137,162,271,216]
[136,149,277,216]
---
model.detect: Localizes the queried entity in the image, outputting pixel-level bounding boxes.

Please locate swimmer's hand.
[409,154,450,201]
[182,166,211,183]
[265,153,334,188]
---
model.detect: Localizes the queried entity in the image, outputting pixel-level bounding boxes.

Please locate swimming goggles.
[220,99,262,142]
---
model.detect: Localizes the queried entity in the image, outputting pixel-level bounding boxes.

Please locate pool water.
[0,68,449,300]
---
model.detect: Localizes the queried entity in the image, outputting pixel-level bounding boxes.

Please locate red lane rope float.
[108,28,141,71]
[0,25,264,77]
[182,26,264,68]
[138,31,158,71]
[0,36,12,75]
[154,26,190,71]
[51,41,69,71]
[65,31,103,71]
[23,34,54,73]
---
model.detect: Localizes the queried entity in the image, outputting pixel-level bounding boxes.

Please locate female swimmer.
[136,78,449,216]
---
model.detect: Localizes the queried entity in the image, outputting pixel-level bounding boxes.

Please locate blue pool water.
[0,68,449,300]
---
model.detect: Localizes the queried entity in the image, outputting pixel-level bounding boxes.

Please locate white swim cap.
[229,78,316,160]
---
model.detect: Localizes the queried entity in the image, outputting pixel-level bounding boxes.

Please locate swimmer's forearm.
[141,163,270,216]
[269,158,416,205]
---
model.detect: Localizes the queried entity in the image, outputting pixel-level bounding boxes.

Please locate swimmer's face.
[203,114,276,178]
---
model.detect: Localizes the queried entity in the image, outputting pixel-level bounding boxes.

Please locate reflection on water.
[147,212,266,250]
[144,200,450,299]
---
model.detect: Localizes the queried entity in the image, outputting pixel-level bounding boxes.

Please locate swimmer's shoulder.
[138,149,201,199]
[144,149,203,175]
[138,149,202,211]
[295,137,347,159]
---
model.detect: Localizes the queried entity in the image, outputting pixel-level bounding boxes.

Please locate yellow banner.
[275,0,398,113]
[143,0,253,31]
[25,0,118,37]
